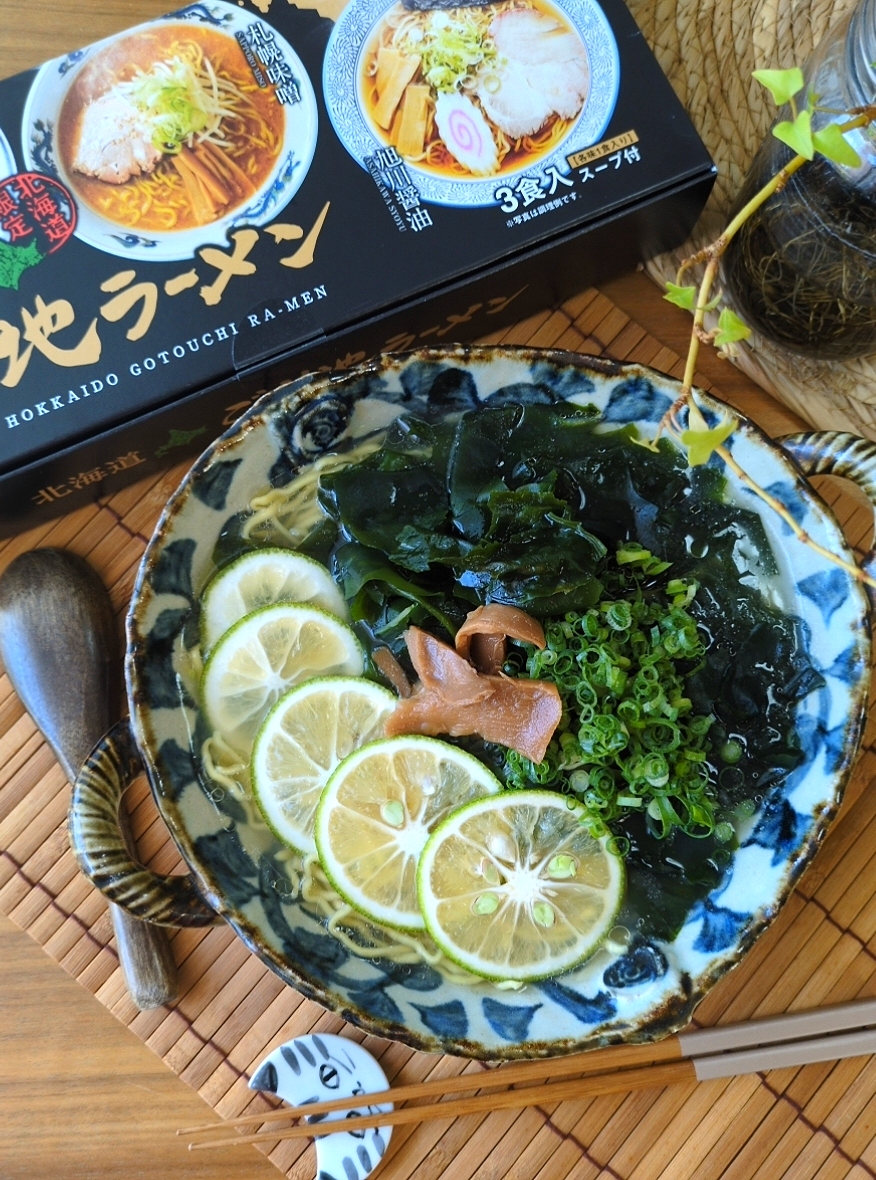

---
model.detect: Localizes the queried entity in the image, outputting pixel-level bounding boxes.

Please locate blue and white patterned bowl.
[71,347,874,1059]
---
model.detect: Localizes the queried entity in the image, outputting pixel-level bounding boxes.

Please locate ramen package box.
[0,0,714,533]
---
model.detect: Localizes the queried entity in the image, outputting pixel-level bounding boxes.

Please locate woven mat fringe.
[631,0,876,436]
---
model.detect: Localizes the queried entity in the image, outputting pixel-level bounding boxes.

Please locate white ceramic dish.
[0,127,15,181]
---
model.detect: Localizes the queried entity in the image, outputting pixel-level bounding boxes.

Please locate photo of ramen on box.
[325,0,619,206]
[22,2,319,260]
[60,26,285,231]
[363,0,589,178]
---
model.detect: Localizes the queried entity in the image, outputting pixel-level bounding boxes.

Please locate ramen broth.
[58,25,284,231]
[360,0,589,179]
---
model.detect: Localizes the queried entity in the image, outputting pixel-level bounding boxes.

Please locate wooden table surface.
[0,4,851,1179]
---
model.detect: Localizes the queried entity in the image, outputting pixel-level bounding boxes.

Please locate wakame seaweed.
[317,401,823,941]
[319,405,607,618]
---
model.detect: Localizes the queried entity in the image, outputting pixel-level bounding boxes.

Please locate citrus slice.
[200,548,348,652]
[201,603,364,754]
[314,736,502,932]
[417,791,625,982]
[252,677,397,856]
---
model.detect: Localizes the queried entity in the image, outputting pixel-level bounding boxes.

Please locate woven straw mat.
[630,0,876,436]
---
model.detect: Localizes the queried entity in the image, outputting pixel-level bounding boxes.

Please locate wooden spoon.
[0,548,179,1009]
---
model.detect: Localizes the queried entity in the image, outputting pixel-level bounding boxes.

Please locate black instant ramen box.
[0,0,714,533]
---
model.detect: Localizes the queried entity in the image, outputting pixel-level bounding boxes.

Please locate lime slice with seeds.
[201,603,364,754]
[200,548,348,653]
[252,677,397,856]
[417,790,625,982]
[314,736,502,932]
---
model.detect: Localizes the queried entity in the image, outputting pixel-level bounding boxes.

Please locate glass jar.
[720,0,876,360]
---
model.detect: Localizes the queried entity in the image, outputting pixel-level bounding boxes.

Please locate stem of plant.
[677,152,809,402]
[715,441,876,589]
[670,107,876,590]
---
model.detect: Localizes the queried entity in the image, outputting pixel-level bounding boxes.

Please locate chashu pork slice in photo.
[476,8,590,139]
[72,90,163,185]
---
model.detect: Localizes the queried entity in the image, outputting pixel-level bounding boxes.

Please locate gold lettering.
[199,230,259,306]
[278,202,330,269]
[2,297,102,386]
[566,130,639,170]
[164,270,200,297]
[100,271,159,342]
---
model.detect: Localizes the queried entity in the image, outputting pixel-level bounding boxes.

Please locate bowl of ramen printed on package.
[20,1,318,261]
[324,0,619,206]
[69,346,876,1059]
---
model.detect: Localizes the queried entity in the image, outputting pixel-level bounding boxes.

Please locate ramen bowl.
[70,346,875,1059]
[324,0,619,207]
[22,1,318,262]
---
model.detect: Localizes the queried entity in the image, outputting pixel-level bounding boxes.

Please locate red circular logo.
[0,172,76,256]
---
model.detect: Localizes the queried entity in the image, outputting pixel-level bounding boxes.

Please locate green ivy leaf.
[772,110,814,158]
[713,308,752,347]
[812,122,862,167]
[664,282,697,311]
[680,417,737,467]
[752,67,805,107]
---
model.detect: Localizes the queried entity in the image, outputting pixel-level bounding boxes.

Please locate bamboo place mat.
[2,286,876,1180]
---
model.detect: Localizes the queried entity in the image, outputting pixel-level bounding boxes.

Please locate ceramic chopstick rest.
[249,1034,393,1178]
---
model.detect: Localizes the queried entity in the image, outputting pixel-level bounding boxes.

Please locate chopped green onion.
[505,544,717,843]
[118,55,238,155]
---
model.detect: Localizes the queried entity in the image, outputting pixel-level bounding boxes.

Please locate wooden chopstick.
[190,1059,696,1150]
[181,995,876,1139]
[675,996,876,1057]
[188,1024,876,1150]
[179,1037,682,1137]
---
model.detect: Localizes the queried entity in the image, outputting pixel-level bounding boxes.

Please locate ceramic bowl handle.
[778,430,876,599]
[779,431,876,547]
[70,719,219,927]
